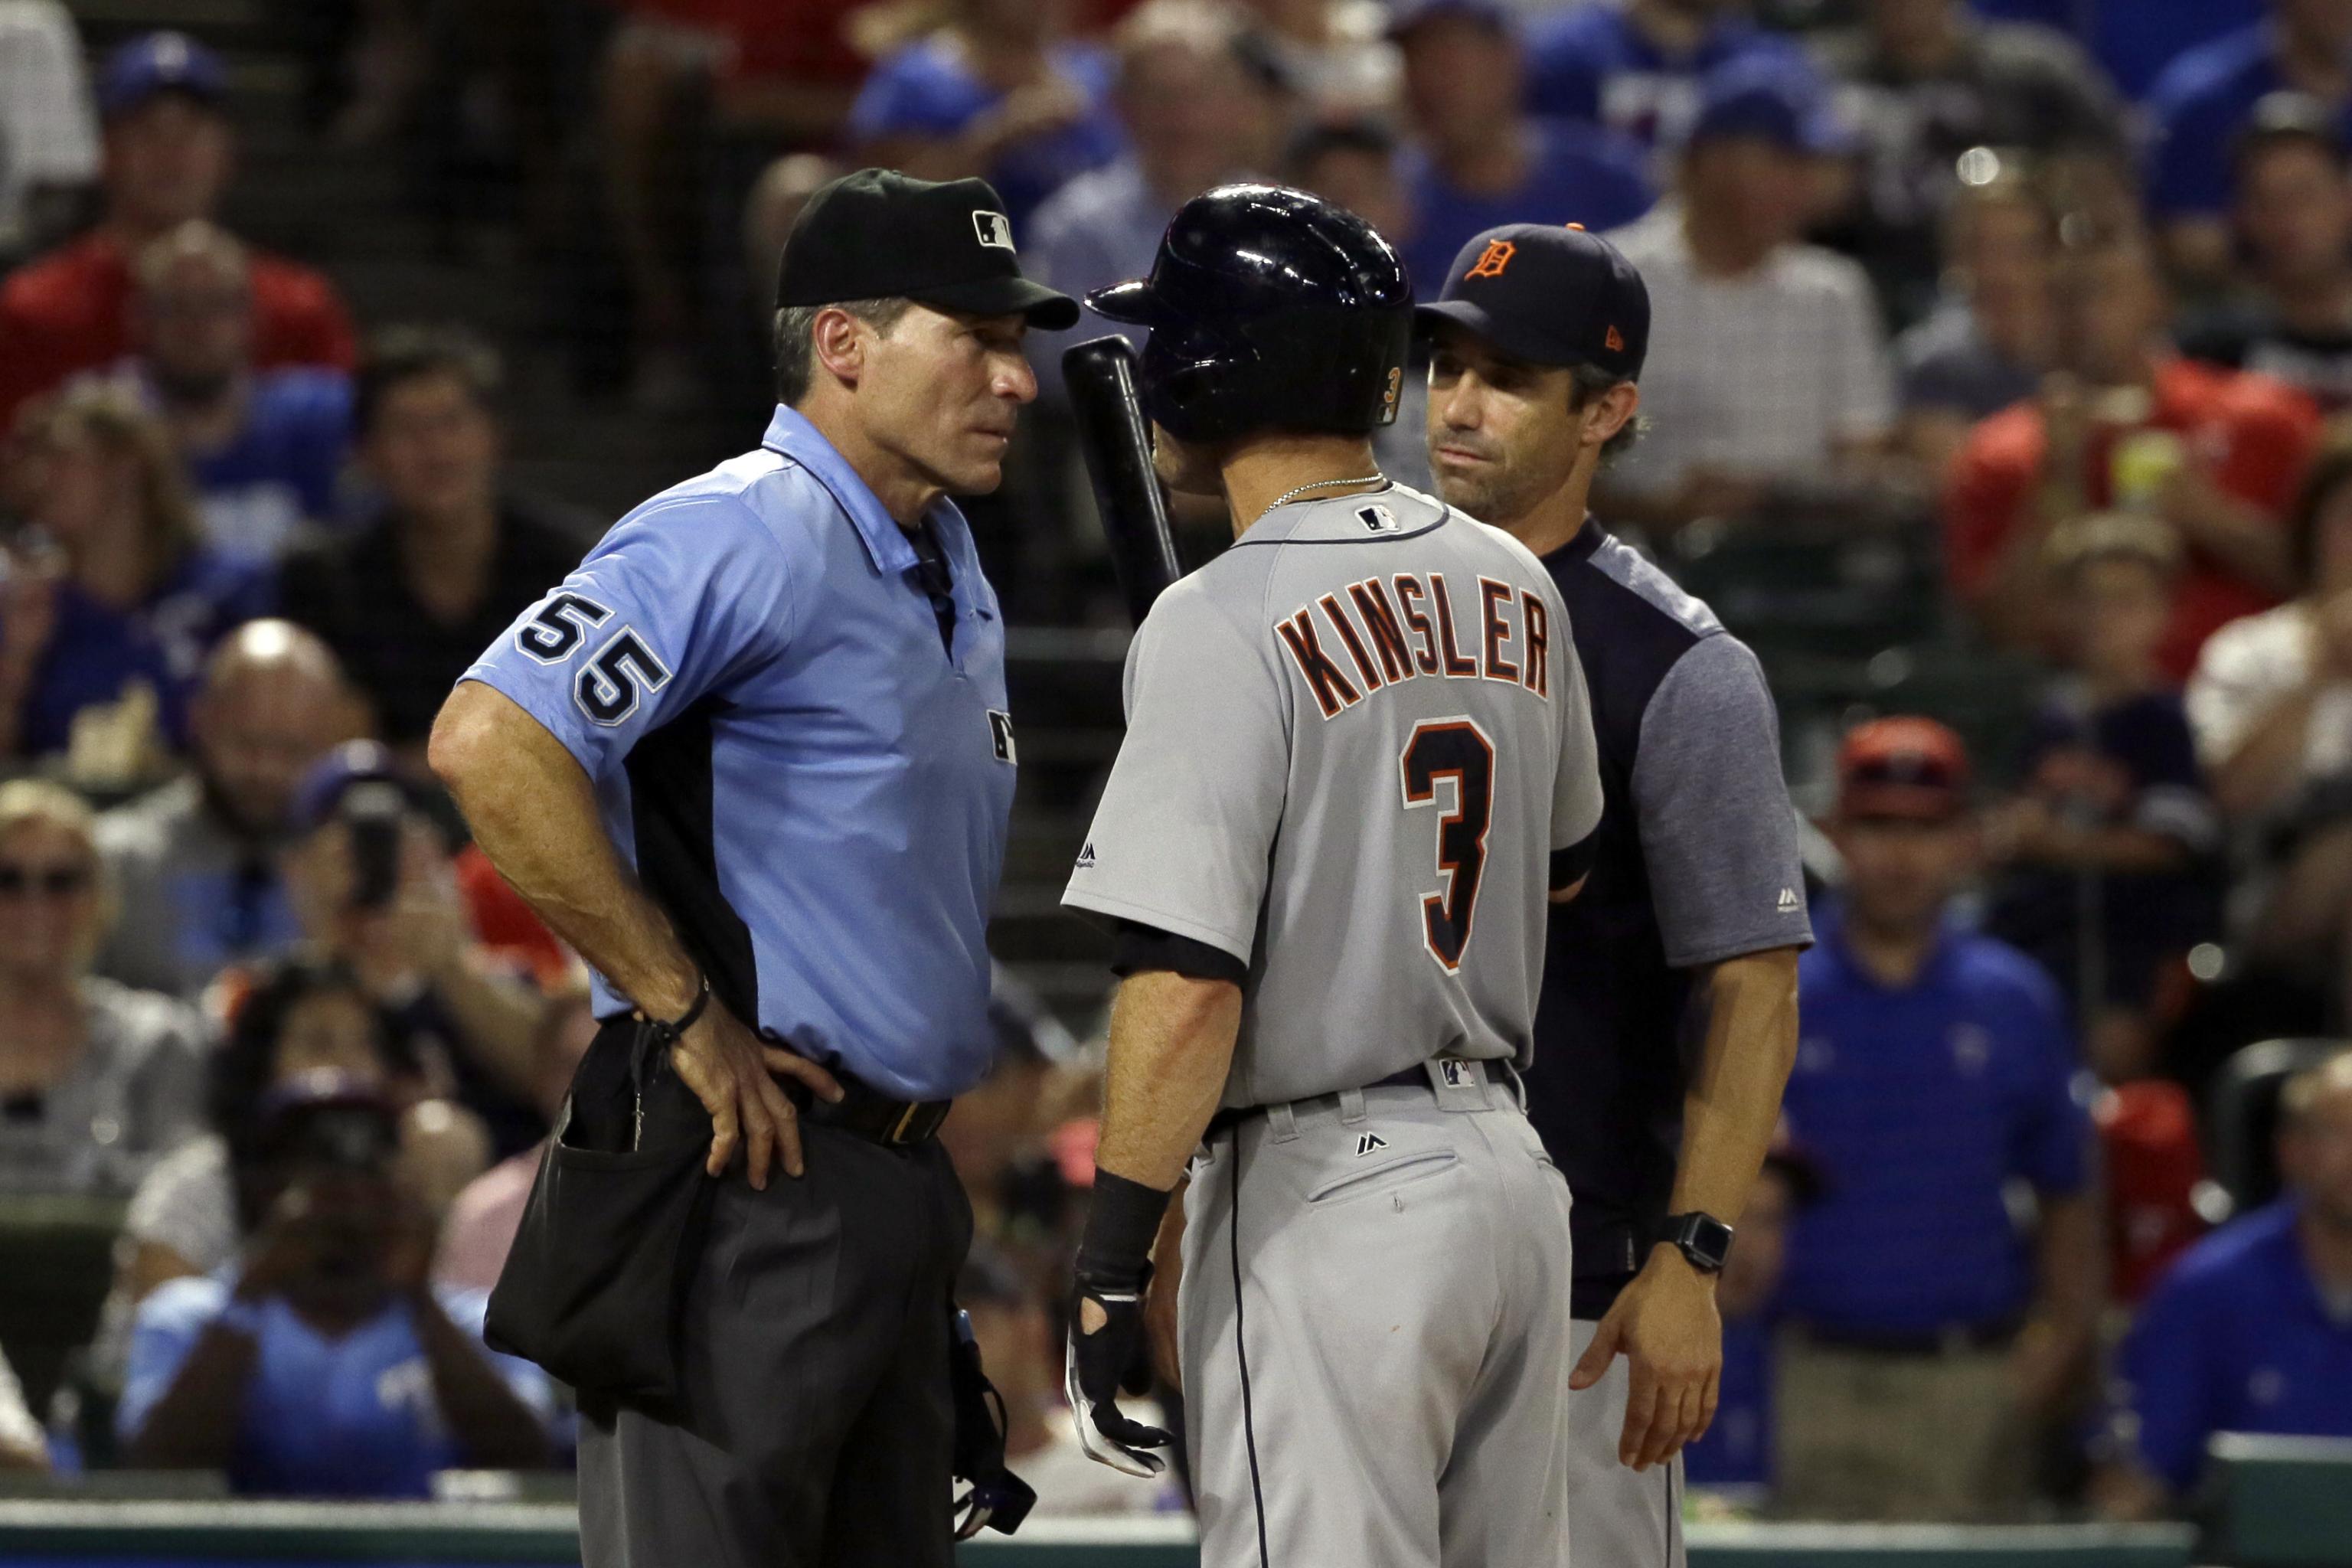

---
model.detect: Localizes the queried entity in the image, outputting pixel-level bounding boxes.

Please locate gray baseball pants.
[1178,1060,1577,1568]
[1565,1317,1687,1567]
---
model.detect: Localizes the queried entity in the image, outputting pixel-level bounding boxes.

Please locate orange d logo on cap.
[1466,238,1516,279]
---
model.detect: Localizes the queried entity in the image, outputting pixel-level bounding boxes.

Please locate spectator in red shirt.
[1945,228,2320,679]
[0,33,355,438]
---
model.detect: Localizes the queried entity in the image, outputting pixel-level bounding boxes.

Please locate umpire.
[429,168,1076,1566]
[1418,224,1811,1563]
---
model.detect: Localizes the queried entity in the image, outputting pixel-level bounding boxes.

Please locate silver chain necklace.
[1263,472,1386,514]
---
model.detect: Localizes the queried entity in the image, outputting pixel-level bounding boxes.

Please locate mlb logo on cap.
[974,211,1014,251]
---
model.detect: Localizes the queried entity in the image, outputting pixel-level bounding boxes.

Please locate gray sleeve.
[1550,594,1605,852]
[1062,578,1289,965]
[1631,635,1815,967]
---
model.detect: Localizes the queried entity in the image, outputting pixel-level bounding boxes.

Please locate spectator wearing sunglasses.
[0,779,205,1198]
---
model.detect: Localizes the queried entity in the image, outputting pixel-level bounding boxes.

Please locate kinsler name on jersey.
[1274,570,1553,720]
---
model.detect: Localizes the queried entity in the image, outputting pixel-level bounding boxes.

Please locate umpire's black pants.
[577,1118,974,1568]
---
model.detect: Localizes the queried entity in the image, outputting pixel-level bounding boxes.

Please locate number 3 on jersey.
[1400,717,1494,972]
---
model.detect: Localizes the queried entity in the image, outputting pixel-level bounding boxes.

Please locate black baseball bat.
[1063,336,1181,627]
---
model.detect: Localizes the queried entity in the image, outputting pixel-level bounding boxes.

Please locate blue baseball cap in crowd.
[98,31,229,120]
[1415,222,1650,381]
[293,740,418,833]
[1682,58,1847,157]
[1386,0,1515,39]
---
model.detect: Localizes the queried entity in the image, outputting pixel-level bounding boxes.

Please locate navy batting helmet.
[1086,185,1413,445]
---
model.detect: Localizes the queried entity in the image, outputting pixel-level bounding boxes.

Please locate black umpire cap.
[777,168,1080,330]
[1416,222,1650,381]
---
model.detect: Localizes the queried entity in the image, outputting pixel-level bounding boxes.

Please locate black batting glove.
[1067,1170,1175,1477]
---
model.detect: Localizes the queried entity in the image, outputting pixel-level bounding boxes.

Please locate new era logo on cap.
[974,211,1014,251]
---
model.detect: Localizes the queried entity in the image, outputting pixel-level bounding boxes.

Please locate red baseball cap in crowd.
[1835,717,1971,821]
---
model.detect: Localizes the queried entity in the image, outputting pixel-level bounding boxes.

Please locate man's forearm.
[1094,971,1243,1192]
[428,682,699,1018]
[429,953,548,1100]
[2032,1191,2103,1344]
[1666,948,1802,1228]
[125,1325,256,1469]
[412,1292,550,1470]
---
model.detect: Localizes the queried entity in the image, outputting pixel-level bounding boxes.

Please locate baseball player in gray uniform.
[1057,186,1605,1568]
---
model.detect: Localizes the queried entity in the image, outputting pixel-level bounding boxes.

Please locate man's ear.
[1583,380,1640,448]
[809,306,870,391]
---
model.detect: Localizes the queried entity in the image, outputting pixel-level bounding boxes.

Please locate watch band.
[1660,1211,1734,1274]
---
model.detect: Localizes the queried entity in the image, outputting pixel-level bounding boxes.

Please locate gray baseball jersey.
[1063,483,1604,1108]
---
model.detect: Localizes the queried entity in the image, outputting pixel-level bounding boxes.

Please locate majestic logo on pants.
[1354,1132,1388,1157]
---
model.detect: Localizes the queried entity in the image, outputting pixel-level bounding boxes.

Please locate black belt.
[791,1072,952,1147]
[1204,1063,1441,1141]
[1797,1318,2022,1357]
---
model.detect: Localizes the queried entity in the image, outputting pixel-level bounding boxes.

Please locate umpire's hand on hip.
[668,1001,843,1188]
[1570,1244,1722,1472]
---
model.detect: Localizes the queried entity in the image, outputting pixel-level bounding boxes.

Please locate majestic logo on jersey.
[1273,573,1550,719]
[988,710,1018,764]
[1354,1132,1389,1157]
[973,211,1014,250]
[1466,239,1516,279]
[1074,841,1097,870]
[1777,887,1801,914]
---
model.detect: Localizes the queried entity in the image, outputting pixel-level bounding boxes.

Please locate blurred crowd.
[0,0,2350,1529]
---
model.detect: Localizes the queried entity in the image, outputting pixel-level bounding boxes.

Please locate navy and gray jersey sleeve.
[1062,578,1288,968]
[459,495,795,779]
[1631,634,1813,966]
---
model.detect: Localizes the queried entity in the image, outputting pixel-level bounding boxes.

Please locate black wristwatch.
[1658,1212,1734,1275]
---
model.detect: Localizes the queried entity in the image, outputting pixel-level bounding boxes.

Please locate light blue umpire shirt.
[460,404,1018,1101]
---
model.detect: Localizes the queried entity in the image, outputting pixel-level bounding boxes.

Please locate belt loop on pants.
[1266,1101,1302,1143]
[1337,1087,1368,1125]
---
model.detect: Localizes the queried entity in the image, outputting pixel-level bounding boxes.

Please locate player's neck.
[1498,472,1596,560]
[1220,435,1385,539]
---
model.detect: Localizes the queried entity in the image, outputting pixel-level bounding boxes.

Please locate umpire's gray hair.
[773,297,915,406]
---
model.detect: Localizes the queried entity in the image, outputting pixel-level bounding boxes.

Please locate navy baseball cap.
[1415,223,1649,381]
[1684,59,1847,157]
[777,168,1079,330]
[99,31,228,120]
[293,741,419,834]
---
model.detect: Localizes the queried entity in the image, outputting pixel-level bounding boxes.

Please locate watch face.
[1673,1214,1733,1271]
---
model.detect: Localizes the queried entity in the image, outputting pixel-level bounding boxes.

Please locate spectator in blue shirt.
[0,381,271,777]
[119,1074,553,1494]
[1777,717,2101,1521]
[1526,0,1807,147]
[848,0,1125,235]
[1391,0,1656,299]
[2099,1047,2352,1514]
[98,220,352,565]
[2146,0,2352,286]
[1973,0,2259,100]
